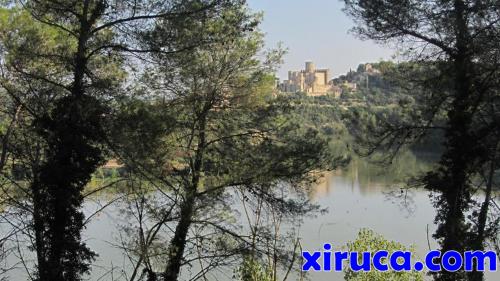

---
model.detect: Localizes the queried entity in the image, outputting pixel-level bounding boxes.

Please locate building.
[341,81,357,92]
[330,85,342,98]
[362,63,381,74]
[280,62,334,96]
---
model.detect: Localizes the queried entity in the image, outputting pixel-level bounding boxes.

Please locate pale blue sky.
[246,0,395,79]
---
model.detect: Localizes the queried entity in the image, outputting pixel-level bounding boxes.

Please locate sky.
[246,0,396,79]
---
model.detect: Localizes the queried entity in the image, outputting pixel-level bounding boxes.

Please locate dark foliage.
[31,94,107,281]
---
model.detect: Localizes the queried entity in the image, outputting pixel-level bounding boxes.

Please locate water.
[301,168,438,280]
[299,157,499,280]
[4,154,500,280]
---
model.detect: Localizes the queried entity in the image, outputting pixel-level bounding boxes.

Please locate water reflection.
[310,151,434,199]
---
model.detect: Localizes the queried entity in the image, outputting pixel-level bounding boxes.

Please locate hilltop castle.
[280,62,335,96]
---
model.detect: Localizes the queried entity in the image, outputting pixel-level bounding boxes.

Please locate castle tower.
[305,61,315,73]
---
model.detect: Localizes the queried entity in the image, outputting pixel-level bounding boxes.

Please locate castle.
[280,62,335,96]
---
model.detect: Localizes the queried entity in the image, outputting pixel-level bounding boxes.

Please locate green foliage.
[0,2,127,281]
[344,229,424,281]
[237,257,274,281]
[110,3,342,280]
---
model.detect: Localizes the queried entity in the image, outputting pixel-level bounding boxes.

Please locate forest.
[0,1,499,281]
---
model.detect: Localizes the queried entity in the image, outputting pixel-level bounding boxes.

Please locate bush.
[344,229,424,281]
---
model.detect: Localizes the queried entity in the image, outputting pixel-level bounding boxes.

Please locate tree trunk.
[476,159,495,247]
[162,191,196,281]
[434,1,476,280]
[163,111,208,281]
[31,7,101,280]
[32,180,48,281]
[468,158,495,281]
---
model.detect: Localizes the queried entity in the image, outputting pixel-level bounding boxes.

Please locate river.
[5,152,500,280]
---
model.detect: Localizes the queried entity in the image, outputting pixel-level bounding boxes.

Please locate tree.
[112,3,338,280]
[0,1,238,280]
[343,1,500,280]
